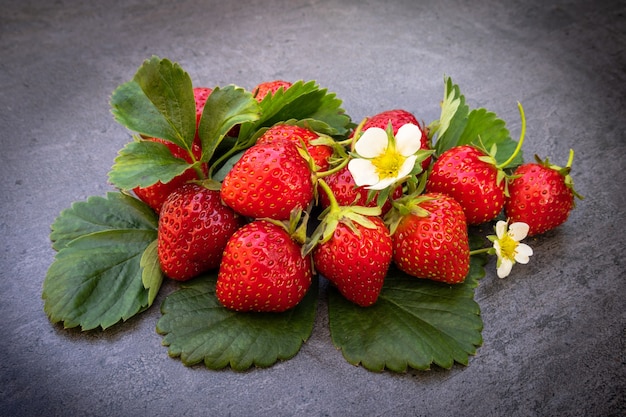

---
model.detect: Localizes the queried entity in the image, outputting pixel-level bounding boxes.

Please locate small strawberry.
[307,180,393,307]
[257,124,333,172]
[157,183,243,281]
[504,150,583,236]
[133,138,206,214]
[318,165,402,215]
[216,219,312,312]
[357,109,432,171]
[252,80,292,102]
[220,139,314,220]
[426,144,507,225]
[386,192,470,284]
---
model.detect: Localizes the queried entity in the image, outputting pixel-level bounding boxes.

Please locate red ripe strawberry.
[193,87,212,129]
[318,165,402,215]
[252,80,292,102]
[257,124,333,172]
[313,216,392,307]
[133,138,206,214]
[157,183,243,281]
[220,139,314,220]
[216,219,312,312]
[388,192,470,284]
[505,150,582,236]
[426,145,506,225]
[358,109,432,171]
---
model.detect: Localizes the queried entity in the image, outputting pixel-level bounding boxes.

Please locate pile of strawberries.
[133,80,582,314]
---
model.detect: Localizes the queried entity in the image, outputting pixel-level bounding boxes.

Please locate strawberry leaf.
[328,256,486,372]
[50,191,158,251]
[156,273,318,370]
[43,192,158,330]
[108,139,196,190]
[197,84,261,164]
[110,56,196,152]
[431,77,522,166]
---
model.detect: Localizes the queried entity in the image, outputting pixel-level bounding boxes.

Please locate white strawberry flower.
[348,123,422,190]
[489,220,534,278]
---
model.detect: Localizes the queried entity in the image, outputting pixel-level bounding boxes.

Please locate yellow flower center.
[499,233,519,260]
[371,148,405,180]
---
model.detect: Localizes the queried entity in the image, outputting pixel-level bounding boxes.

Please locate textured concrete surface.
[1,0,625,416]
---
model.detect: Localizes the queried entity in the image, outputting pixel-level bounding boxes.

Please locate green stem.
[469,247,492,256]
[317,178,340,213]
[497,101,526,169]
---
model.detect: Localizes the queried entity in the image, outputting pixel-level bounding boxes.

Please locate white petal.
[348,158,379,187]
[508,222,530,241]
[495,220,507,239]
[395,123,422,156]
[367,176,396,190]
[397,155,418,178]
[493,240,502,257]
[514,243,533,264]
[355,127,388,158]
[497,258,513,278]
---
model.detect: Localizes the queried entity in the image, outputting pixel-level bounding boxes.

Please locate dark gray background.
[1,0,624,416]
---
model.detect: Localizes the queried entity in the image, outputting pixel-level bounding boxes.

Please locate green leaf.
[433,76,469,156]
[457,108,523,167]
[141,239,164,307]
[238,80,352,141]
[110,56,196,151]
[43,192,158,330]
[328,256,486,372]
[157,273,318,370]
[108,139,196,190]
[197,85,261,163]
[50,192,158,251]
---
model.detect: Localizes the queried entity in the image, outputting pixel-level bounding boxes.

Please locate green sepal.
[141,239,164,307]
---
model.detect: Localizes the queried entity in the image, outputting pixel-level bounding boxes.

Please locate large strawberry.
[220,139,314,220]
[504,150,582,236]
[216,219,312,312]
[256,124,333,172]
[318,165,402,215]
[157,183,243,281]
[426,144,506,225]
[358,109,432,171]
[308,180,393,307]
[133,87,211,213]
[252,80,292,102]
[386,192,470,284]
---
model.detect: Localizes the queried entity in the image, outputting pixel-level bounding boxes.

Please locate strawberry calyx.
[534,148,584,201]
[261,206,311,247]
[302,179,382,256]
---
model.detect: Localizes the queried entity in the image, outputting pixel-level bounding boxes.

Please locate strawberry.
[357,109,432,171]
[504,150,582,236]
[133,138,206,214]
[216,219,312,312]
[252,80,292,102]
[193,87,212,129]
[386,192,470,284]
[157,183,243,281]
[426,144,506,225]
[133,87,211,214]
[220,139,314,220]
[257,124,333,172]
[308,180,393,307]
[318,165,402,215]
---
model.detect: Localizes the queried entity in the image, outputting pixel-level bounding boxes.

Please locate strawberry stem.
[497,101,526,169]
